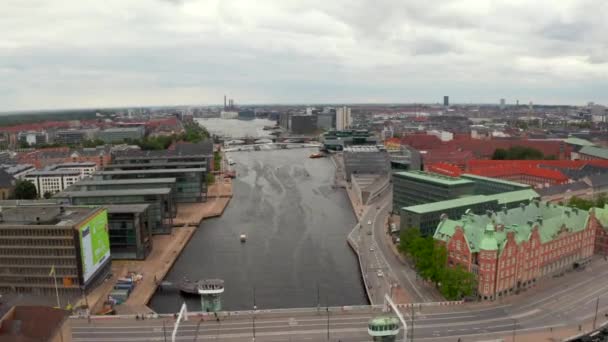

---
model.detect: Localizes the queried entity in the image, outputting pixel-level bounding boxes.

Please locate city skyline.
[2,0,608,111]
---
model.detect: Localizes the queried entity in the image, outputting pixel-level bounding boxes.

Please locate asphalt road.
[71,262,608,342]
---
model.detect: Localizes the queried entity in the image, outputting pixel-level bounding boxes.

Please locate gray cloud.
[0,0,607,111]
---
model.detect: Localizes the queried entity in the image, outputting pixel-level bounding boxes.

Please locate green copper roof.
[565,137,596,147]
[580,146,608,159]
[596,205,608,228]
[461,174,531,189]
[479,224,499,251]
[393,171,474,186]
[402,195,492,214]
[485,189,540,204]
[434,201,590,253]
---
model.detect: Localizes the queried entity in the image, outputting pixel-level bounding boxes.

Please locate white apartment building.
[336,106,352,131]
[49,162,97,177]
[24,170,84,198]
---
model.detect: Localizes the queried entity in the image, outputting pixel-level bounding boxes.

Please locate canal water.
[149,147,367,312]
[195,118,277,138]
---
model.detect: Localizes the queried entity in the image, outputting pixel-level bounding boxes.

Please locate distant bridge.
[224,142,321,152]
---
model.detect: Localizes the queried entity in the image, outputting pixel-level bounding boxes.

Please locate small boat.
[240,234,247,242]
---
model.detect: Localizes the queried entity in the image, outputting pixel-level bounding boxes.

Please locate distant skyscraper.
[336,106,352,131]
[443,96,449,107]
[516,100,520,106]
[500,98,506,110]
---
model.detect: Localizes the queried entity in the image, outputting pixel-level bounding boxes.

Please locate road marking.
[510,308,540,319]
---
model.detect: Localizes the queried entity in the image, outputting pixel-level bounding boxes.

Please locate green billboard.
[79,210,110,284]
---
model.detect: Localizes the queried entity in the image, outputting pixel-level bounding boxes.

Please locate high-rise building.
[500,98,506,110]
[336,106,352,131]
[443,96,449,107]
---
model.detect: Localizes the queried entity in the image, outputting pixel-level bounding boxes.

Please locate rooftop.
[564,137,596,147]
[403,195,493,214]
[0,205,99,226]
[344,146,382,153]
[95,167,205,175]
[101,127,143,133]
[434,200,590,253]
[75,177,177,186]
[55,188,172,198]
[104,161,206,169]
[25,170,81,177]
[393,171,474,186]
[461,173,531,189]
[580,146,608,159]
[104,204,150,214]
[51,162,97,168]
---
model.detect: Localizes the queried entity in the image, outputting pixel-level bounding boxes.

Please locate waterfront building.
[54,188,175,234]
[401,189,539,236]
[434,200,597,300]
[343,146,391,182]
[392,171,476,211]
[70,177,177,193]
[94,168,206,203]
[97,127,145,143]
[103,161,205,171]
[106,204,152,260]
[316,113,334,130]
[24,170,84,198]
[321,130,377,151]
[336,106,352,131]
[386,145,422,172]
[49,162,97,177]
[289,115,317,134]
[112,141,212,171]
[0,205,111,297]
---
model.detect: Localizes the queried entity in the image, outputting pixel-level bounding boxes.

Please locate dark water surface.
[149,148,366,312]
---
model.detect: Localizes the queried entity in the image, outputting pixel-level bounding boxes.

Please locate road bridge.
[224,143,321,152]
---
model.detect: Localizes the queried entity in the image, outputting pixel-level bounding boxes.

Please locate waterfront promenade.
[82,180,233,315]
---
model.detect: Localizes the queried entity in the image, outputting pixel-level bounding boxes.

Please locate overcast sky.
[2,0,608,111]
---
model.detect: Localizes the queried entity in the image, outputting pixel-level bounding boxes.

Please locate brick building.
[434,201,598,300]
[17,147,111,169]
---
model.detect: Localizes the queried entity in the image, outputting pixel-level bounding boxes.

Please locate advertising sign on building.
[78,210,110,284]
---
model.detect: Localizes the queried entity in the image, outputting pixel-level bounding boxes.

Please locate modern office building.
[392,171,476,211]
[93,168,206,203]
[24,170,84,198]
[49,162,97,177]
[54,130,88,145]
[387,145,422,171]
[97,127,145,143]
[289,115,317,134]
[103,161,205,171]
[70,177,177,193]
[434,200,596,300]
[336,106,352,131]
[460,174,532,195]
[443,96,449,107]
[316,113,334,130]
[0,170,15,201]
[54,188,175,234]
[321,130,377,151]
[112,141,212,170]
[105,204,152,260]
[343,146,391,181]
[401,189,539,236]
[0,205,111,297]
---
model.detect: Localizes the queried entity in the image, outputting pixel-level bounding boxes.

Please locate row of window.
[0,228,72,237]
[0,249,75,256]
[0,258,76,266]
[0,239,74,247]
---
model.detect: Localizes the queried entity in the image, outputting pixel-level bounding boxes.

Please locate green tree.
[43,191,53,199]
[438,265,477,300]
[492,148,508,160]
[14,180,37,199]
[82,139,105,148]
[214,151,222,171]
[206,173,215,185]
[399,227,421,255]
[567,196,594,211]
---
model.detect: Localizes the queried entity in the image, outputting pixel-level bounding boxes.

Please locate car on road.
[377,270,383,277]
[367,220,372,225]
[369,247,375,252]
[367,231,372,235]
